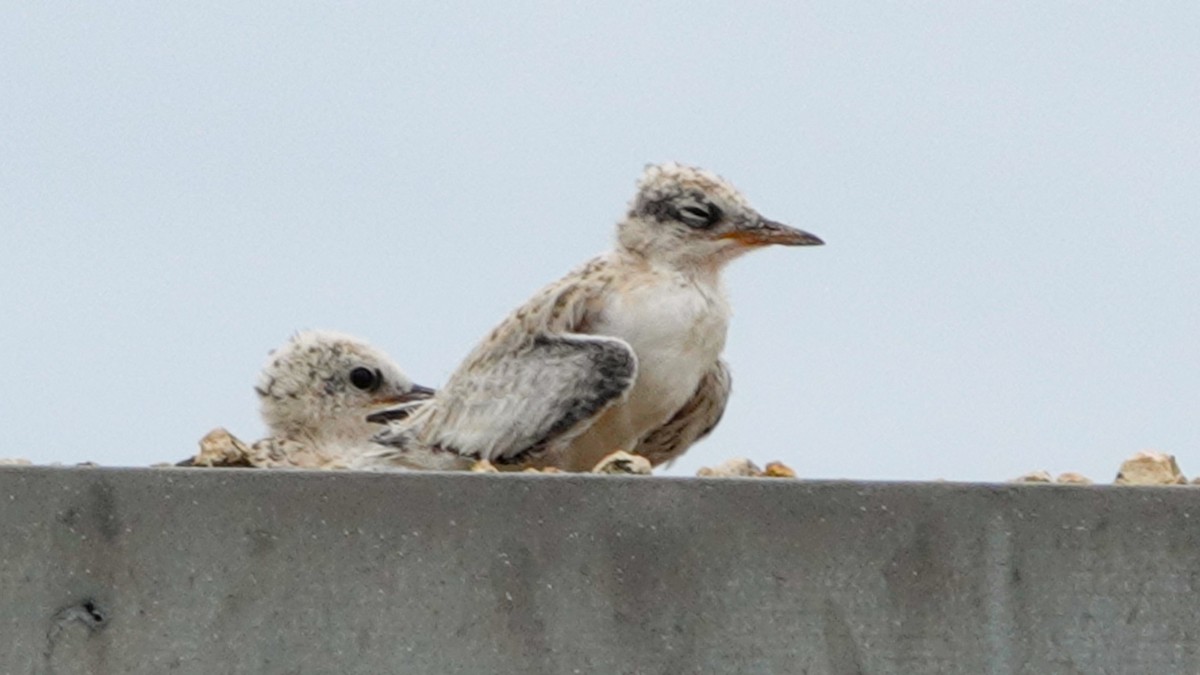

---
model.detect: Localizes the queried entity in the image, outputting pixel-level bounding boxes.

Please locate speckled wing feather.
[372,258,638,463]
[632,359,731,466]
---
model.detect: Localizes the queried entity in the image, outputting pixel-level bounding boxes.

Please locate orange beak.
[720,219,823,247]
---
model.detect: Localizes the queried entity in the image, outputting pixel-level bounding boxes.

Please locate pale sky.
[2,3,1197,481]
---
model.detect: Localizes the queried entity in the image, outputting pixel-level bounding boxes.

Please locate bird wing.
[632,359,731,466]
[373,258,637,463]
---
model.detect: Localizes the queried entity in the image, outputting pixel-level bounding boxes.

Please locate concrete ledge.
[1,467,1198,674]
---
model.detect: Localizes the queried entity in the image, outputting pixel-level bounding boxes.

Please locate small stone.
[697,458,763,478]
[1055,472,1092,485]
[189,428,255,468]
[1115,450,1186,485]
[470,460,499,473]
[592,451,652,475]
[763,461,797,478]
[1011,470,1053,483]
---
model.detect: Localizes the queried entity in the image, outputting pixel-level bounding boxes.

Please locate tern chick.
[184,330,433,468]
[367,162,822,472]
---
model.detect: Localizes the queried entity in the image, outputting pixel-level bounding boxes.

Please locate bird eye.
[349,367,382,392]
[676,203,722,229]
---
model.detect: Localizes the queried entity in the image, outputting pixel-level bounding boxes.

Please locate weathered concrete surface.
[1,467,1199,674]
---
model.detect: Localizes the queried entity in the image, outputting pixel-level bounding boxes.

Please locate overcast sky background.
[2,3,1197,481]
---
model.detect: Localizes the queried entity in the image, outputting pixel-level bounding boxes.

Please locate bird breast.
[592,273,730,434]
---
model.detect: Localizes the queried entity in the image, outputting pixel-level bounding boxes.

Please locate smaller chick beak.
[721,218,824,247]
[404,383,436,401]
[366,407,415,424]
[366,384,436,424]
[371,383,435,407]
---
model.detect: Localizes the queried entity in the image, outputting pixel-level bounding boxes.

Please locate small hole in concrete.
[80,600,106,627]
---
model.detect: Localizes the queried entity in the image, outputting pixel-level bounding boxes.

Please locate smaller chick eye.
[681,206,709,219]
[349,367,382,392]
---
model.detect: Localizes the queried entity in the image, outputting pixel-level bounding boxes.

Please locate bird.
[364,162,822,472]
[181,330,434,469]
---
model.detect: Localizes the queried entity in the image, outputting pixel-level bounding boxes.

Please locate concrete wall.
[1,466,1198,674]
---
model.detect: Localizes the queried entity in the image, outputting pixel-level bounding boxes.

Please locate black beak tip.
[405,384,436,401]
[367,409,402,424]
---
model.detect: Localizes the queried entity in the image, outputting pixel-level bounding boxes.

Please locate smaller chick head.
[254,330,433,441]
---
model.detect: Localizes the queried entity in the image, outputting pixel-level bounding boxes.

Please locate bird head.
[254,330,434,442]
[617,162,822,269]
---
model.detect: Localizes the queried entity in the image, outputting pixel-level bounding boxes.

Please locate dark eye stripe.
[676,203,722,229]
